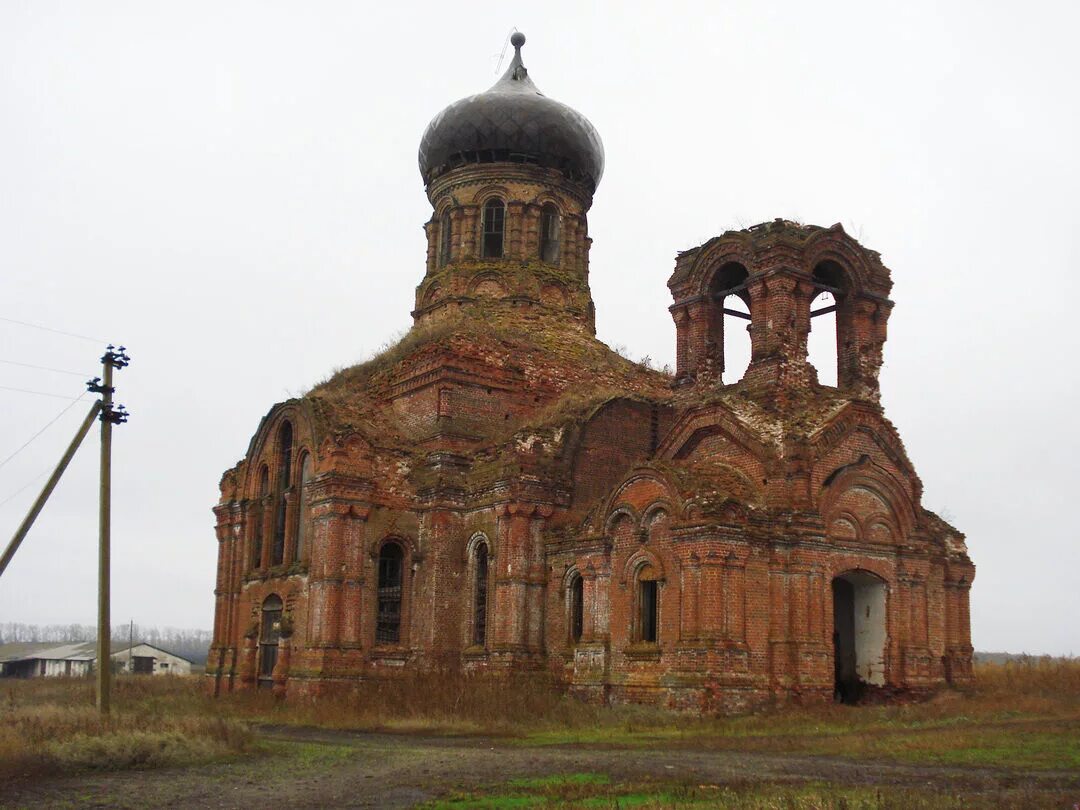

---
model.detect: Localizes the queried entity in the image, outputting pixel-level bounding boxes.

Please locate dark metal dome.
[418,34,605,193]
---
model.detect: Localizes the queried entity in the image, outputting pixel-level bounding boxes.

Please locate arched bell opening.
[808,261,847,387]
[707,262,751,383]
[832,570,887,703]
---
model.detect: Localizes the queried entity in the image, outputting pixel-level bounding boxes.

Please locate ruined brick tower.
[208,33,974,710]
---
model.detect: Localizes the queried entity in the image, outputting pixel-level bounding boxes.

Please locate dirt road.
[5,725,1078,808]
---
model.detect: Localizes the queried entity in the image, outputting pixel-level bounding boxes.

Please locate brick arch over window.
[468,272,506,299]
[620,547,666,587]
[563,566,585,644]
[602,468,683,524]
[623,551,666,644]
[819,462,915,544]
[466,532,492,648]
[685,245,756,300]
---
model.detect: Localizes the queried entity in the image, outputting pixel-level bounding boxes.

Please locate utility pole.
[0,401,102,578]
[128,619,133,675]
[90,345,129,715]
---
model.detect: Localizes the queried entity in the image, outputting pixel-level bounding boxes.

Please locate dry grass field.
[2,658,1079,807]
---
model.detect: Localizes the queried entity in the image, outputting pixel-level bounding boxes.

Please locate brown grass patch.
[0,676,252,778]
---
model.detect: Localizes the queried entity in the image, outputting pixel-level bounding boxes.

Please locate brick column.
[309,502,352,647]
[699,551,723,640]
[563,217,580,275]
[462,205,479,259]
[338,506,369,648]
[681,553,701,641]
[449,208,465,263]
[507,201,526,259]
[423,219,437,275]
[260,500,273,569]
[685,299,711,377]
[672,307,690,379]
[523,204,541,260]
[282,491,295,566]
[525,509,551,652]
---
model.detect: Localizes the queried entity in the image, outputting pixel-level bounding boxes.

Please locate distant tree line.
[0,623,212,665]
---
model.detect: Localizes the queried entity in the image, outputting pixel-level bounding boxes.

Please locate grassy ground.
[2,657,1078,782]
[421,772,1009,809]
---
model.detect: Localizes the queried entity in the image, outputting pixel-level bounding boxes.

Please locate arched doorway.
[258,594,283,689]
[832,571,886,703]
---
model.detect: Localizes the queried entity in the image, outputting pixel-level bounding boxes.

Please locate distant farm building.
[0,641,193,678]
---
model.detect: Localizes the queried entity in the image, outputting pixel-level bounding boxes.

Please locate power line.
[0,385,82,400]
[0,470,49,509]
[0,392,88,472]
[0,316,107,344]
[0,360,88,377]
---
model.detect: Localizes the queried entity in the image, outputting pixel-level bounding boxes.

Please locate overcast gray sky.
[1,1,1077,655]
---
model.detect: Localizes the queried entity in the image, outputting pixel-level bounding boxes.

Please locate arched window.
[636,564,659,643]
[271,422,293,567]
[295,452,313,561]
[277,422,293,488]
[439,211,453,267]
[376,543,404,645]
[568,572,584,644]
[708,262,751,383]
[482,199,505,259]
[539,203,560,263]
[472,542,489,646]
[271,501,287,566]
[258,594,283,689]
[252,466,269,569]
[808,261,846,387]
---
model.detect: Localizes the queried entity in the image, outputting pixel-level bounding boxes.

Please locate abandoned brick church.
[208,34,974,710]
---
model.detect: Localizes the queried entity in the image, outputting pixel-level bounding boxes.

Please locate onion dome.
[418,33,605,193]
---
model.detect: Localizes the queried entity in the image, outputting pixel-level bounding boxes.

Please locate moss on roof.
[303,310,672,450]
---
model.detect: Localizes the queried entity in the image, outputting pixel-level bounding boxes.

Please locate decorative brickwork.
[207,36,973,712]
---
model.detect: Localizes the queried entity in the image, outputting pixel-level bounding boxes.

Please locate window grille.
[539,204,560,263]
[482,199,505,258]
[376,544,404,644]
[473,544,488,646]
[439,212,453,267]
[570,574,584,643]
[639,579,658,643]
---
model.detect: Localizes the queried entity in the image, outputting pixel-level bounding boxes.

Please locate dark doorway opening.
[832,571,886,704]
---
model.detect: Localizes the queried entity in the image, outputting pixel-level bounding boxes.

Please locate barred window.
[539,203,560,263]
[482,199,505,259]
[569,573,584,643]
[439,211,453,267]
[636,564,660,643]
[376,543,404,644]
[473,542,489,646]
